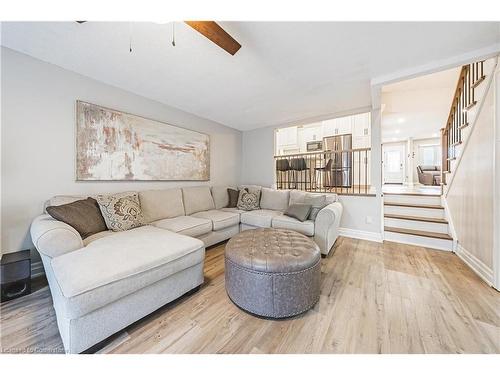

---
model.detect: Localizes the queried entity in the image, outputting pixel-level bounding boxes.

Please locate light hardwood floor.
[1,237,499,354]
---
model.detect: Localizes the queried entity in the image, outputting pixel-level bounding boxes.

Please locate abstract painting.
[76,101,210,181]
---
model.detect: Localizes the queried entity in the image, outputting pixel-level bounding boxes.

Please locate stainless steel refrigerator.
[323,134,352,188]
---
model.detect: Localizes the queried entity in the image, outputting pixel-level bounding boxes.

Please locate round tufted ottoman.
[225,228,321,318]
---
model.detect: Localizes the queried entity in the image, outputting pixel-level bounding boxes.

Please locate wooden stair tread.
[384,202,444,209]
[383,192,441,197]
[464,101,477,110]
[459,122,469,129]
[384,226,452,240]
[384,213,448,224]
[471,76,485,88]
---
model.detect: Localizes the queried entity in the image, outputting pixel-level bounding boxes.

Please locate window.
[418,144,441,166]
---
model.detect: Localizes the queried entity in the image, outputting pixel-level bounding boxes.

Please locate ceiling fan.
[75,21,241,55]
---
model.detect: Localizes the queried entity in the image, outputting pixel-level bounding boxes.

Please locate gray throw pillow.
[304,195,327,221]
[46,197,107,239]
[96,192,145,231]
[228,188,247,208]
[237,190,260,211]
[284,204,312,222]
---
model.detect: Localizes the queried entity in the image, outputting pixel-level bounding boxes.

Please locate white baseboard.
[455,244,494,287]
[339,228,383,243]
[31,260,45,279]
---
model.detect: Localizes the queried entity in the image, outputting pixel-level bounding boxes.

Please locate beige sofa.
[30,185,342,353]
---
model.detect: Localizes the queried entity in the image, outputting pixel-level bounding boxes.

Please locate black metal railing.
[274,148,371,195]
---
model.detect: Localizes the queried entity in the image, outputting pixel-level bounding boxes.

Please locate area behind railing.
[275,148,372,195]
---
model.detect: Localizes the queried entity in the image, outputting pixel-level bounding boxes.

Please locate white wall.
[1,48,242,254]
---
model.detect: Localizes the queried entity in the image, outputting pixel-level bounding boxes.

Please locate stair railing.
[441,60,485,185]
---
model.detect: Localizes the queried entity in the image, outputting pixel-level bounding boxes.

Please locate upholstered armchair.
[417,165,441,186]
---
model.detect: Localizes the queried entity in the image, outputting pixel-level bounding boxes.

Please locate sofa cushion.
[240,209,283,228]
[51,226,205,319]
[289,190,337,205]
[152,216,212,237]
[96,192,145,231]
[221,207,245,220]
[271,215,315,236]
[260,187,290,211]
[191,210,240,231]
[46,197,107,239]
[182,186,216,215]
[82,230,114,246]
[420,165,438,171]
[211,186,234,209]
[239,185,262,194]
[139,188,185,223]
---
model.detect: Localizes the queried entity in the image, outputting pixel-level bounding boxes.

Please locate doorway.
[383,144,405,184]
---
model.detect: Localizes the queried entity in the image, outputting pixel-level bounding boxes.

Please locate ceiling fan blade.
[75,21,87,24]
[184,21,241,55]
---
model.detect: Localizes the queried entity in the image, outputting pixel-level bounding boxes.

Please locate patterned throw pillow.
[237,189,260,211]
[96,192,145,231]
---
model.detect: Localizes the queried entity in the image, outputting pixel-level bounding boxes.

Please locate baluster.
[359,151,362,194]
[364,150,368,194]
[467,65,471,107]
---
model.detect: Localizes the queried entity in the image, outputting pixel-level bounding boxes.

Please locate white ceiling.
[1,22,499,131]
[381,67,460,143]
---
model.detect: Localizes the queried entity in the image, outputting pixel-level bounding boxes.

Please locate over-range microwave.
[306,141,323,152]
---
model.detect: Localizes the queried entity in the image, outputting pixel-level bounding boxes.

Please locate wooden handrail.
[274,147,371,158]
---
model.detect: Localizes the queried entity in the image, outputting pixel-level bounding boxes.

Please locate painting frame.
[75,100,210,181]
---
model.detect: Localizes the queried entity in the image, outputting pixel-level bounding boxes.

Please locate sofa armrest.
[314,202,343,256]
[30,215,84,258]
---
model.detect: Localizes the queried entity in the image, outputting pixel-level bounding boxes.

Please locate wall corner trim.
[455,243,494,287]
[338,228,383,243]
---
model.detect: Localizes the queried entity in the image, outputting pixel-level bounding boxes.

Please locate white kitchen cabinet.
[323,116,351,137]
[352,112,370,137]
[276,126,298,146]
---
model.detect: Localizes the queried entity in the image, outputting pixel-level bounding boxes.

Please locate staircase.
[382,57,495,252]
[383,192,453,251]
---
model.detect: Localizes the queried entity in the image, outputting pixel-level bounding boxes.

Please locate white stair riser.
[384,231,453,251]
[384,217,449,234]
[384,205,445,219]
[383,194,441,206]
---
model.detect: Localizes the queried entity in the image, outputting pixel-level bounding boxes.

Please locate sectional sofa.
[30,185,342,353]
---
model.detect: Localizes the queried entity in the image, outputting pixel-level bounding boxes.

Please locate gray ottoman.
[225,228,321,318]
